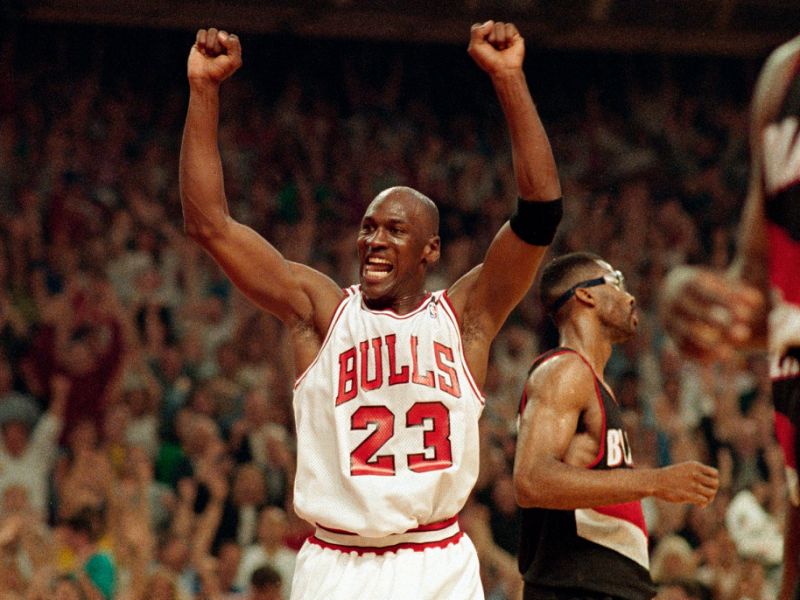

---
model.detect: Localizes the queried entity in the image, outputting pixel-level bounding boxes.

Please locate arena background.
[0,2,795,599]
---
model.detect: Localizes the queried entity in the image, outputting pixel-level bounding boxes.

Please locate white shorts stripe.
[313,519,462,551]
[575,507,650,569]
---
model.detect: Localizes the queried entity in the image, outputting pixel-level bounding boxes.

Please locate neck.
[558,318,614,377]
[363,289,428,314]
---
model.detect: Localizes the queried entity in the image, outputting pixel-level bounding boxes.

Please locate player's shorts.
[290,517,483,600]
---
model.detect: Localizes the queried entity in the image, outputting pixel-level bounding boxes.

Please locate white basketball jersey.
[293,286,485,537]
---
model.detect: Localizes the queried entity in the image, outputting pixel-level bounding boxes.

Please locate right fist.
[188,28,243,85]
[656,461,720,507]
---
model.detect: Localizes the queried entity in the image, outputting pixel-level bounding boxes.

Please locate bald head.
[368,187,439,238]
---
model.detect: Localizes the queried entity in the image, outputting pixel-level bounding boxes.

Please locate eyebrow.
[361,216,409,227]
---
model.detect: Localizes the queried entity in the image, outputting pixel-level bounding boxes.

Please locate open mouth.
[363,257,393,283]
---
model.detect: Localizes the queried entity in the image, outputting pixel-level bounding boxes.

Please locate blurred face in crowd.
[62,338,94,376]
[145,570,178,600]
[233,464,267,506]
[243,389,270,425]
[67,419,98,454]
[53,577,84,600]
[159,345,185,381]
[257,507,288,546]
[1,421,30,457]
[2,485,30,513]
[251,585,283,600]
[103,402,130,443]
[159,536,190,570]
[217,541,243,585]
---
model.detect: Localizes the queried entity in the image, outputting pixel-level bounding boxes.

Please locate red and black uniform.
[763,65,800,506]
[517,348,656,600]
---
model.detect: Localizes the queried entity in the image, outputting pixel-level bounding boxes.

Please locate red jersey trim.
[293,291,350,389]
[775,411,798,469]
[316,514,459,536]
[308,531,464,556]
[440,291,485,405]
[357,286,434,319]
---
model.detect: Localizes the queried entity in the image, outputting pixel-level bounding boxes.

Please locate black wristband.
[509,197,563,246]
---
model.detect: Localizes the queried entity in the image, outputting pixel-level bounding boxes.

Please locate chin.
[360,285,392,308]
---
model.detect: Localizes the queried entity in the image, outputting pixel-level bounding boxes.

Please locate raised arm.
[179,29,342,373]
[658,36,800,362]
[450,21,562,383]
[513,354,719,510]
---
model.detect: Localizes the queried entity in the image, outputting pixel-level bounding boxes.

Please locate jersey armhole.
[293,291,352,389]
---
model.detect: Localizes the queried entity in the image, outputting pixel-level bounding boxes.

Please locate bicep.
[515,391,581,479]
[514,362,590,479]
[197,218,342,326]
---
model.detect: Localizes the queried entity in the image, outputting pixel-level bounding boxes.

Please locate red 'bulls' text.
[336,334,461,405]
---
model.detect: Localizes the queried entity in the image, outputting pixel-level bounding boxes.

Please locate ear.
[423,235,441,266]
[574,286,597,308]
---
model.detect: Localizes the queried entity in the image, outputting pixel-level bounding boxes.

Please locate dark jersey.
[763,63,800,504]
[517,348,656,599]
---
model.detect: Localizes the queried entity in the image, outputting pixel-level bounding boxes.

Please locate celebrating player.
[179,20,562,599]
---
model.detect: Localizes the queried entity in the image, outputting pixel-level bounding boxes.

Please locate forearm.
[179,83,230,240]
[491,70,560,201]
[515,459,655,509]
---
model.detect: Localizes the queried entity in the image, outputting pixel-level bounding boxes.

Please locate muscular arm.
[179,29,342,373]
[513,354,718,509]
[451,22,561,385]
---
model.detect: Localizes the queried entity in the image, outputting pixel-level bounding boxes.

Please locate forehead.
[363,192,422,223]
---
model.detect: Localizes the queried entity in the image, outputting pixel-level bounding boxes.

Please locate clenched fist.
[468,20,524,77]
[187,28,243,87]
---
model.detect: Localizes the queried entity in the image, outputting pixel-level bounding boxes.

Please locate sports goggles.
[550,269,626,314]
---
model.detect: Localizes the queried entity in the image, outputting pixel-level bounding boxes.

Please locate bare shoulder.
[753,34,800,125]
[287,262,347,329]
[526,351,596,407]
[768,33,800,69]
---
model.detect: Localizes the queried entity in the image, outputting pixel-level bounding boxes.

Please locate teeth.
[364,269,391,282]
[367,257,392,265]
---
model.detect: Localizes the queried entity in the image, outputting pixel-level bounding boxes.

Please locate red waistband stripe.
[310,515,462,555]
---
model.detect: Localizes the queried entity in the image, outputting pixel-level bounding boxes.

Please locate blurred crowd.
[0,22,789,600]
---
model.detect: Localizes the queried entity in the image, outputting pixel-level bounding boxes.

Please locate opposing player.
[179,21,562,600]
[659,34,800,600]
[515,252,719,600]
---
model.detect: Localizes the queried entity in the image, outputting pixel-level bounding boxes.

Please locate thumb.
[470,20,494,42]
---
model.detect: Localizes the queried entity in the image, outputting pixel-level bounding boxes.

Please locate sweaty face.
[357,191,439,309]
[591,261,638,341]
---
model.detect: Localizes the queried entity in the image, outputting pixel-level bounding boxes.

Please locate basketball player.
[179,21,562,600]
[514,252,720,600]
[659,34,800,600]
